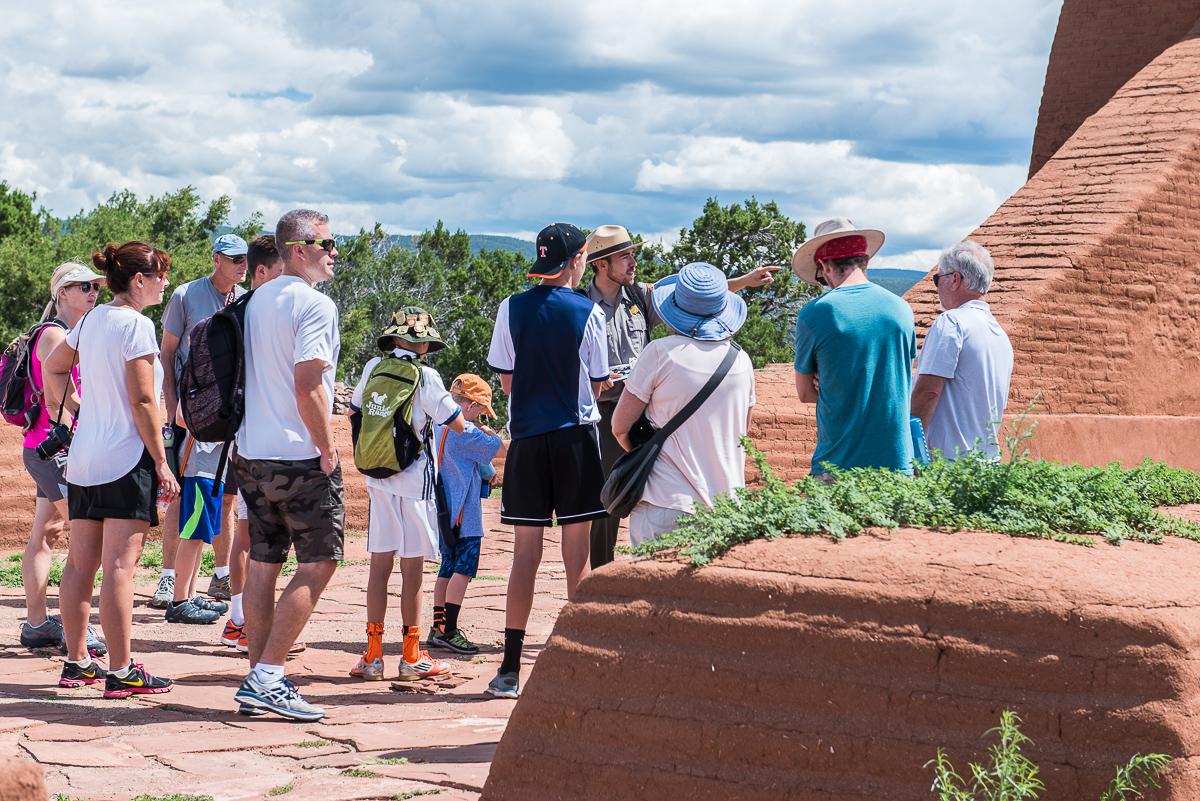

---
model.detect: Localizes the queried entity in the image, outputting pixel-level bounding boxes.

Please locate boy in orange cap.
[428,375,506,654]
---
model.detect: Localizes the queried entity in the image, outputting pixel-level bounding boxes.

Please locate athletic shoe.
[234,630,306,655]
[430,628,479,655]
[237,702,267,716]
[59,660,107,688]
[20,616,65,649]
[104,663,172,698]
[349,656,385,681]
[192,595,228,615]
[206,574,232,601]
[396,651,451,681]
[486,670,520,699]
[234,674,325,722]
[220,620,244,647]
[149,574,174,609]
[164,599,220,625]
[85,624,107,657]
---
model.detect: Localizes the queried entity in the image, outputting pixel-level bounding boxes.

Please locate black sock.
[433,605,446,629]
[444,602,461,635]
[500,628,525,675]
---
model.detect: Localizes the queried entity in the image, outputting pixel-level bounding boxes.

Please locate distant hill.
[870,268,928,297]
[214,225,534,259]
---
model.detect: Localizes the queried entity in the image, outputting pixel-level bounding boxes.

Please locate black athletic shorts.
[68,447,159,526]
[500,424,608,527]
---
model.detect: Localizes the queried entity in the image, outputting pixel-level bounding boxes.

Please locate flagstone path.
[0,497,614,801]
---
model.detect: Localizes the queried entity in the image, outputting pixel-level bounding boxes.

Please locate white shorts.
[366,488,441,560]
[628,502,687,548]
[237,490,247,521]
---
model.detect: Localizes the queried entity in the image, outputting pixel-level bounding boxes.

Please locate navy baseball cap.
[529,223,587,279]
[213,234,249,257]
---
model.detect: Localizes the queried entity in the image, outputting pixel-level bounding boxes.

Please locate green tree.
[0,181,38,242]
[636,197,814,368]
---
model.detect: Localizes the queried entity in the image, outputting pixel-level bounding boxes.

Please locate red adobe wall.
[1029,1,1200,178]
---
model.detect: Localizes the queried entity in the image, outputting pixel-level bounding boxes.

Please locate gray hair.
[938,240,994,294]
[276,209,329,262]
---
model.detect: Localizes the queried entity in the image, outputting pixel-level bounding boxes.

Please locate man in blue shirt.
[791,218,916,476]
[486,222,609,699]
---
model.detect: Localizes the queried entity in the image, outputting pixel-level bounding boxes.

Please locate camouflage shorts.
[231,455,345,564]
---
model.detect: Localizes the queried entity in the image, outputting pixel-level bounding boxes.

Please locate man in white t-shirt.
[611,262,755,545]
[911,240,1014,460]
[231,209,343,722]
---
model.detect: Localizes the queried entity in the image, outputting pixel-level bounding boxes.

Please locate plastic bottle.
[909,415,930,466]
[480,464,496,498]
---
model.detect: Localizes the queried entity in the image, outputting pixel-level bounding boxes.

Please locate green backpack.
[350,355,426,478]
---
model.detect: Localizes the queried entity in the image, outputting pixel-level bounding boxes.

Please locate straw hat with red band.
[585,225,645,264]
[790,217,885,286]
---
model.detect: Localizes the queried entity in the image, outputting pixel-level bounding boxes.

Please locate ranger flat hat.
[585,224,645,264]
[790,217,885,286]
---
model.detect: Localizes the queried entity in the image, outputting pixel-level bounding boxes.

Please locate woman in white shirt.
[45,241,181,698]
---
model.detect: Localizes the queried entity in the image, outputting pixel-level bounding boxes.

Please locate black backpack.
[179,290,254,496]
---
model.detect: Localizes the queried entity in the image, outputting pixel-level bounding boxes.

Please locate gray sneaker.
[20,616,65,649]
[234,674,325,722]
[486,670,520,699]
[206,574,231,601]
[85,623,107,657]
[149,574,174,609]
[164,599,220,625]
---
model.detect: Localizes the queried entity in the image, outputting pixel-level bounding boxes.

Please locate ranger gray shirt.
[583,280,663,403]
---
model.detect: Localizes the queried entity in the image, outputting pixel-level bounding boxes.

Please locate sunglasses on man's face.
[933,271,957,288]
[223,254,247,265]
[285,239,336,252]
[73,282,102,293]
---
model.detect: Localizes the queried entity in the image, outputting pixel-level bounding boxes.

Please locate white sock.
[215,566,230,579]
[112,662,134,678]
[230,593,244,627]
[68,656,92,668]
[252,663,285,686]
[161,568,175,578]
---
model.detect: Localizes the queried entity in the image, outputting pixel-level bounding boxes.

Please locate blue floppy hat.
[651,262,747,341]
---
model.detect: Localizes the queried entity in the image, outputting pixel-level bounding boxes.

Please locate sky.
[0,0,1063,271]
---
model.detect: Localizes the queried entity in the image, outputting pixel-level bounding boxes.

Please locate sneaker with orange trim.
[220,620,244,647]
[396,651,451,681]
[349,655,385,680]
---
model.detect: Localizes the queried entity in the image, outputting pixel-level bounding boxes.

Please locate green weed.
[0,556,65,588]
[296,739,331,748]
[130,795,215,801]
[927,711,1169,800]
[393,791,443,800]
[140,542,163,571]
[632,431,1200,567]
[340,768,383,778]
[365,757,409,765]
[267,785,293,796]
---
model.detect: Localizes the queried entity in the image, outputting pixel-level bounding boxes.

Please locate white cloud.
[0,0,1062,267]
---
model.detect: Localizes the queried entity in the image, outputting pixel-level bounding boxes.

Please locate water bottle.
[480,464,496,498]
[909,415,930,466]
[162,424,179,477]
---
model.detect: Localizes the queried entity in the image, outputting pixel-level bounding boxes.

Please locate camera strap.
[53,309,90,428]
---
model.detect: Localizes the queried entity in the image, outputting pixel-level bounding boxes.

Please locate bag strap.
[53,311,89,428]
[211,289,255,498]
[436,426,465,527]
[652,341,742,442]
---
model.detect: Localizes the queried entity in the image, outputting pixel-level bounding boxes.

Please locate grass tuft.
[267,785,293,796]
[340,768,383,778]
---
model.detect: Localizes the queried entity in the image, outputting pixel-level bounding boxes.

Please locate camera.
[36,423,72,460]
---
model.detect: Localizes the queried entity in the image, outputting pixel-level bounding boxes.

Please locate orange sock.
[364,622,384,662]
[402,625,420,664]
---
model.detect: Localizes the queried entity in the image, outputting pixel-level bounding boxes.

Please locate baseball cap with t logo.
[528,223,587,279]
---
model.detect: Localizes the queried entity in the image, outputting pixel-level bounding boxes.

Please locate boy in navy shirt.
[485,223,609,698]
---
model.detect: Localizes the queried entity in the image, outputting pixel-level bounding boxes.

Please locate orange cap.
[451,374,496,417]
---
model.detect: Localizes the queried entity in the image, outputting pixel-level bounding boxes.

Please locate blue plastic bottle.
[909,415,930,466]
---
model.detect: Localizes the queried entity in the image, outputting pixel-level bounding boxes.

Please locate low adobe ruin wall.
[483,528,1200,800]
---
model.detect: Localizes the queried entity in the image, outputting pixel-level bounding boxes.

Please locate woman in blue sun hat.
[610,261,757,546]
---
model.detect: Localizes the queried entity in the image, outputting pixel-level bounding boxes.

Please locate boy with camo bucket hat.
[348,306,467,682]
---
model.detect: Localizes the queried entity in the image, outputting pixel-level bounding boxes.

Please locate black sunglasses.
[284,238,336,252]
[222,254,247,265]
[73,282,102,293]
[933,271,958,288]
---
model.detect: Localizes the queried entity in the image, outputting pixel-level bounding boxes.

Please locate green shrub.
[927,711,1170,800]
[632,438,1200,567]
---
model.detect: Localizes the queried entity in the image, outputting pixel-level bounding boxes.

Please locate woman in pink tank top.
[18,263,102,656]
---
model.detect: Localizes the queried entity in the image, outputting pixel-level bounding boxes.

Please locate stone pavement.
[0,496,624,801]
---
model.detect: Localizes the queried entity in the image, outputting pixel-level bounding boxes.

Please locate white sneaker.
[349,655,385,681]
[396,651,451,681]
[149,574,174,609]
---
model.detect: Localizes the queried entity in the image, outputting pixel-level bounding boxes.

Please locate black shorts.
[500,424,608,527]
[232,455,345,564]
[68,447,159,526]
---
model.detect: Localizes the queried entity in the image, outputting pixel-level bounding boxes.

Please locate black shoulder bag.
[600,342,741,518]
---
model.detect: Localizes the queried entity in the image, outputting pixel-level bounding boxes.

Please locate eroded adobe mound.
[483,529,1200,800]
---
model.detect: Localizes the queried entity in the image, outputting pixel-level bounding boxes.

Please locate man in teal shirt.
[791,218,916,476]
